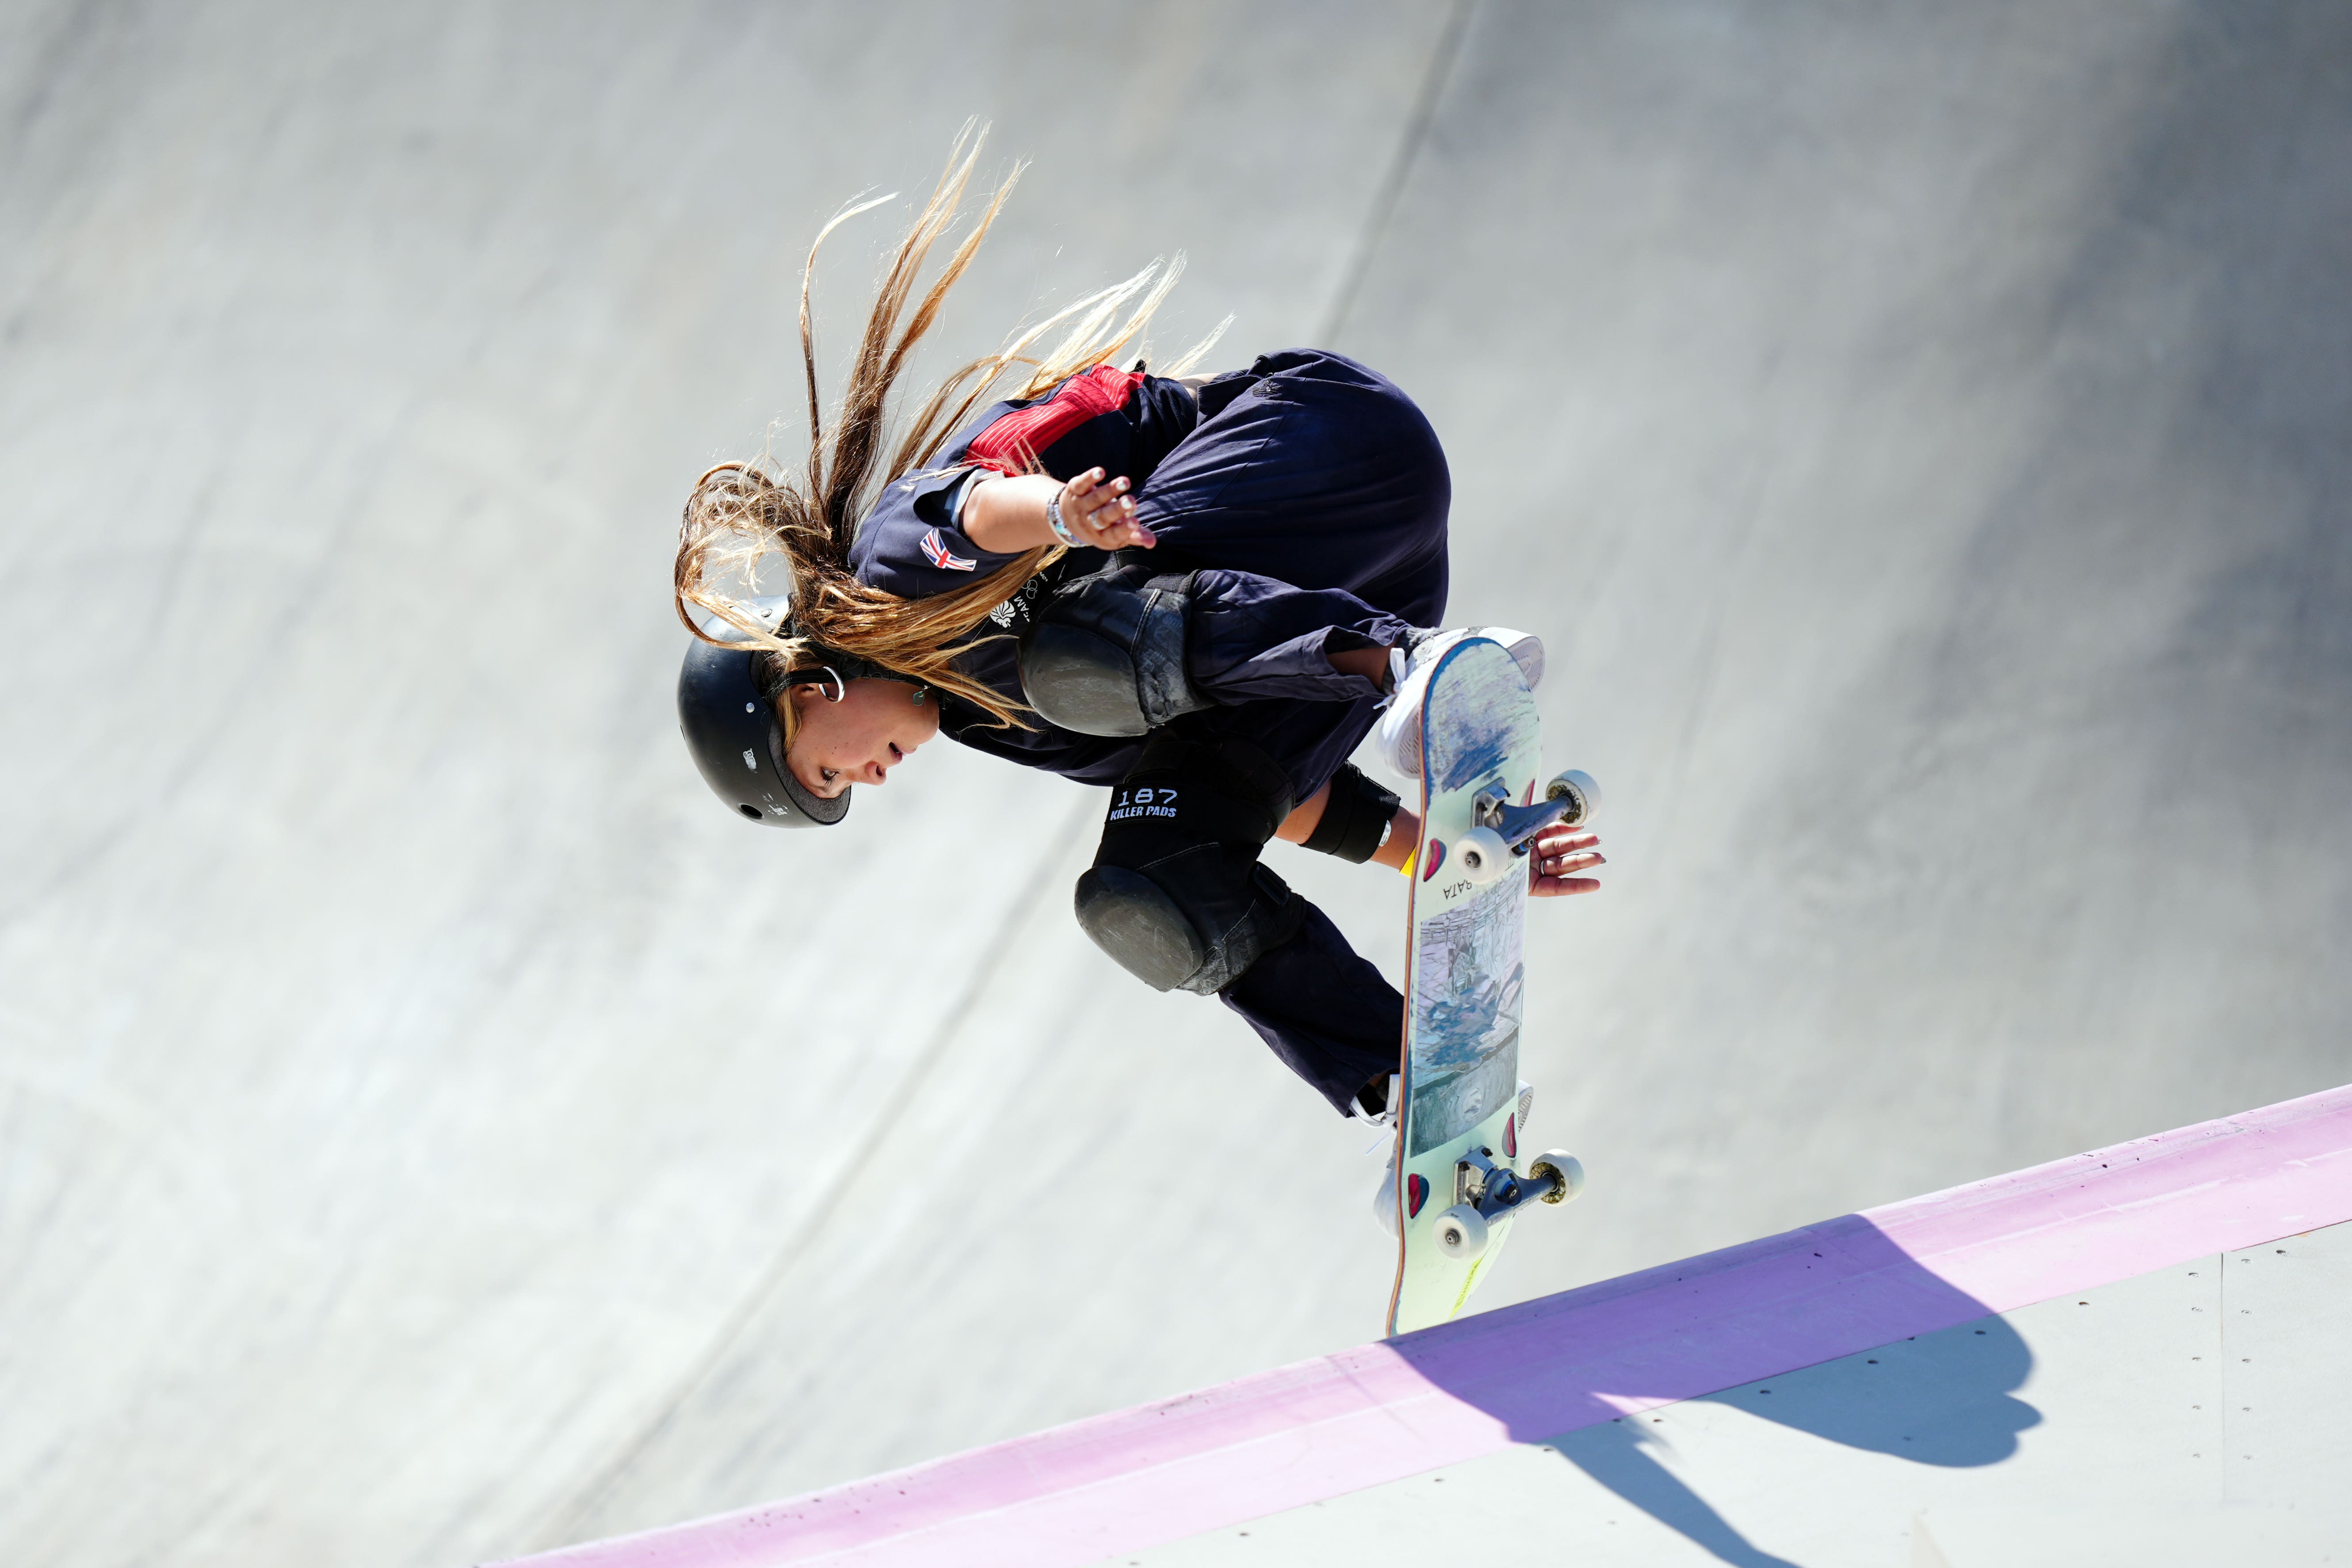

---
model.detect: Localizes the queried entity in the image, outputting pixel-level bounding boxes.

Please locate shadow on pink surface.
[1396,1215,2039,1567]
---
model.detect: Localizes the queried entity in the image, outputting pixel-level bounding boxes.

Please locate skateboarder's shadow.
[1401,1216,2040,1568]
[1538,1313,2035,1568]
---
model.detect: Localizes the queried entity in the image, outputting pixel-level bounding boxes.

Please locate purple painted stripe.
[506,1085,2352,1568]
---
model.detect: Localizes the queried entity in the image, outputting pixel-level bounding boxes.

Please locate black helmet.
[675,596,874,829]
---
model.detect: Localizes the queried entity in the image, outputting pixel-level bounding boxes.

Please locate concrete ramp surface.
[2,4,2348,1566]
[503,1088,2352,1566]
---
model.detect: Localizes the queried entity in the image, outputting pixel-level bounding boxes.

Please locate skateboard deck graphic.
[1384,637,1586,1337]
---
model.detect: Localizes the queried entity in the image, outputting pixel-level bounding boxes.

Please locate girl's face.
[783,678,940,798]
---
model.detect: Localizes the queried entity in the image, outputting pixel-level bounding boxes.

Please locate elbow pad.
[1300,762,1401,863]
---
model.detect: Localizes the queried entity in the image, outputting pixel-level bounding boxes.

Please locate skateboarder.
[675,144,1604,1167]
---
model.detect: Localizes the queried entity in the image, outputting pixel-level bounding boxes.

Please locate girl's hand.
[1056,468,1156,549]
[1529,823,1604,897]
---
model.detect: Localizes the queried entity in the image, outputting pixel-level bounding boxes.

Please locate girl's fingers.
[1063,469,1119,506]
[1080,497,1136,540]
[1541,851,1604,873]
[1534,857,1603,891]
[1532,820,1605,898]
[1056,471,1152,548]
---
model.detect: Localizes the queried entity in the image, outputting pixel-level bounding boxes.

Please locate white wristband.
[1044,491,1079,548]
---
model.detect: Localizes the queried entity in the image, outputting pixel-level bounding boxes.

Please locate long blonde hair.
[673,128,1226,732]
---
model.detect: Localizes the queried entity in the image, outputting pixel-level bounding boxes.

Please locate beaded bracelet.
[1043,492,1080,548]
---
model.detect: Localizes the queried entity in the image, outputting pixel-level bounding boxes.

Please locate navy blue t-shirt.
[850,365,1198,598]
[849,366,1200,783]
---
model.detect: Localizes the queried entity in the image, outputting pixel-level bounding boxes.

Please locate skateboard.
[1384,637,1596,1337]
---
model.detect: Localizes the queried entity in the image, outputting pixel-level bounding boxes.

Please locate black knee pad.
[1073,733,1305,995]
[1018,563,1212,736]
[1075,856,1302,995]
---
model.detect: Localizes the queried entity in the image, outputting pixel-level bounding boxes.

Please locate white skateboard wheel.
[1530,1151,1586,1204]
[1432,1203,1490,1260]
[1455,826,1512,885]
[1545,769,1601,825]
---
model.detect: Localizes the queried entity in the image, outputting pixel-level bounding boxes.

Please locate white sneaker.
[1354,1071,1403,1236]
[1375,627,1545,779]
[1371,1144,1401,1237]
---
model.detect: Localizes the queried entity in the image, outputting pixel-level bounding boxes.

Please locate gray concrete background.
[1,3,2345,1565]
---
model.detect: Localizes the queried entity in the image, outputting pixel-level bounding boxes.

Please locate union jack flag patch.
[921,527,976,572]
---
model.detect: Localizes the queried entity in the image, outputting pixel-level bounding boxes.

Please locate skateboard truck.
[1453,770,1602,886]
[1429,1145,1588,1262]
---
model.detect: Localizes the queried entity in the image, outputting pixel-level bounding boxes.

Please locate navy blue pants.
[1126,350,1451,1114]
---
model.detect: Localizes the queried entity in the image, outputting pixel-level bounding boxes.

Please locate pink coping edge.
[504,1084,2352,1568]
